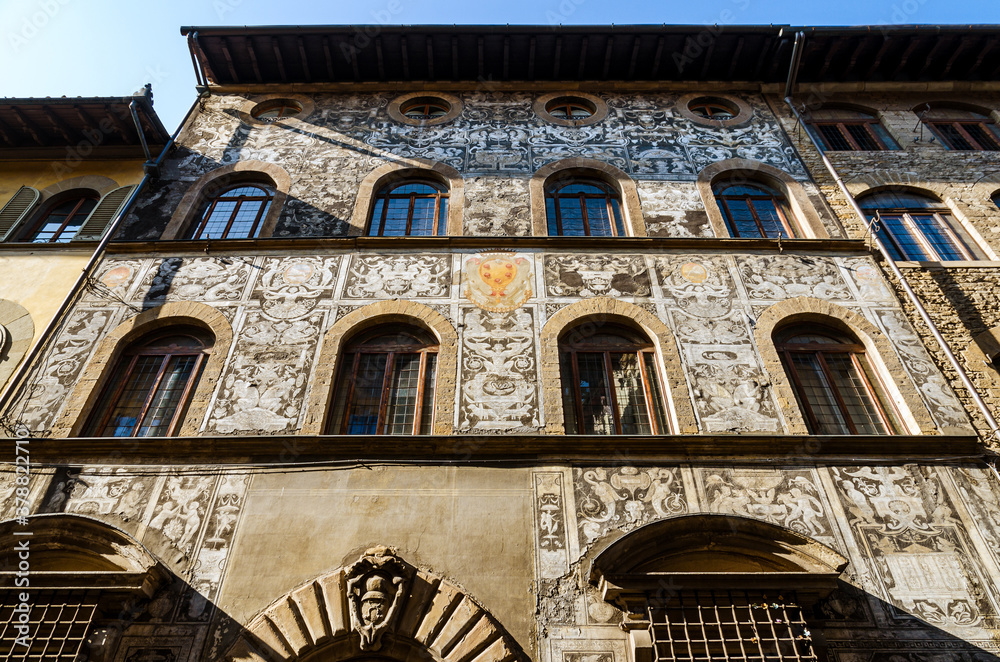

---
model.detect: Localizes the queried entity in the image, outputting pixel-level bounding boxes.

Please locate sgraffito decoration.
[463,251,533,312]
[346,546,412,651]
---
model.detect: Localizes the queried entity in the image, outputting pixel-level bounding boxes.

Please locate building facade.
[3,25,1000,662]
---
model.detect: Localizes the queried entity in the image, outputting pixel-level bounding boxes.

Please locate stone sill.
[105,236,869,255]
[896,260,1000,269]
[0,241,98,254]
[4,433,981,465]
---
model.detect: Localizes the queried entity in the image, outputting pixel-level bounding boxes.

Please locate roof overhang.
[179,24,1000,88]
[0,94,170,154]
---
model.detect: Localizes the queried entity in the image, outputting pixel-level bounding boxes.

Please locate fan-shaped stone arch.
[225,548,527,662]
[351,158,465,236]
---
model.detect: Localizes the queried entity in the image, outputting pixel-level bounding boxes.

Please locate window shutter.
[0,186,40,241]
[74,185,135,241]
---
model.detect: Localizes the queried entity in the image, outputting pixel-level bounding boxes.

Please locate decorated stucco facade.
[4,24,1000,662]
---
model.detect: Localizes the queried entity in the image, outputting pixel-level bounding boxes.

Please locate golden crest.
[464,252,532,312]
[680,262,708,283]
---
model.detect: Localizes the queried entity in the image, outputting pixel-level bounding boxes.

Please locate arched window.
[188,184,273,239]
[23,192,98,243]
[327,326,437,435]
[993,191,1000,211]
[368,180,449,237]
[714,181,796,238]
[559,323,668,435]
[922,105,1000,151]
[545,179,625,237]
[859,190,987,261]
[776,325,897,435]
[806,107,899,151]
[83,328,213,437]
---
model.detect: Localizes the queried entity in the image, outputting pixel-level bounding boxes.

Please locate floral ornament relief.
[575,467,686,545]
[463,252,533,312]
[346,546,412,651]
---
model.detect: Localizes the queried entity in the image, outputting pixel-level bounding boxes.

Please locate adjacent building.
[3,24,1000,662]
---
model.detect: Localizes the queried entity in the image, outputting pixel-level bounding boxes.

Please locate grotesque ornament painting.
[346,546,411,651]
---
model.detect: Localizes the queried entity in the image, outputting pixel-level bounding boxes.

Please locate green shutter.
[74,185,135,241]
[0,186,40,241]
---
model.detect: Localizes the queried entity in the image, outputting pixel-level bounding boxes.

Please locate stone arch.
[38,174,120,201]
[302,300,458,435]
[697,158,835,239]
[163,160,292,239]
[0,299,33,388]
[753,297,937,435]
[224,549,527,662]
[540,297,697,434]
[351,158,465,236]
[53,301,234,437]
[530,157,646,237]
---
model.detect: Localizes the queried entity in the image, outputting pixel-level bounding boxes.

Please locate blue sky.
[3,0,1000,130]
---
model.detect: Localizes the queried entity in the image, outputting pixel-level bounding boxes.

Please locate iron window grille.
[922,107,1000,151]
[189,184,273,239]
[559,324,669,435]
[859,190,987,261]
[545,179,626,237]
[777,327,898,436]
[806,108,899,151]
[714,182,796,239]
[83,330,212,437]
[647,590,819,662]
[24,194,98,243]
[328,328,438,435]
[0,591,98,661]
[369,180,449,237]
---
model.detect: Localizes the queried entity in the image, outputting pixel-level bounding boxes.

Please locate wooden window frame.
[23,194,98,243]
[400,98,451,120]
[689,100,736,121]
[809,117,894,151]
[189,184,273,240]
[715,184,797,239]
[368,180,449,237]
[867,205,981,261]
[545,99,595,120]
[777,332,896,435]
[545,179,625,237]
[84,332,211,437]
[328,331,439,435]
[560,329,667,435]
[926,118,1000,151]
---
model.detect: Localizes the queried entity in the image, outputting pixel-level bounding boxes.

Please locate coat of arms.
[463,251,533,312]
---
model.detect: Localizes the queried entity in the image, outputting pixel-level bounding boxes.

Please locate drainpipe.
[0,95,202,428]
[781,31,1000,444]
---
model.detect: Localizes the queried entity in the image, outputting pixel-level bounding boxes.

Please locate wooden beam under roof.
[0,114,16,146]
[527,36,536,80]
[298,37,312,82]
[427,37,435,80]
[969,35,997,74]
[867,36,893,78]
[917,35,952,78]
[698,35,716,79]
[104,105,132,143]
[941,35,974,77]
[451,36,458,80]
[727,36,745,80]
[894,37,923,76]
[650,35,664,78]
[503,36,510,80]
[272,37,288,82]
[626,35,640,80]
[601,36,614,80]
[478,36,484,80]
[247,38,263,83]
[220,37,240,83]
[553,36,562,79]
[401,36,410,80]
[40,106,73,144]
[323,36,335,81]
[8,106,45,146]
[816,38,848,81]
[577,36,588,80]
[845,37,868,76]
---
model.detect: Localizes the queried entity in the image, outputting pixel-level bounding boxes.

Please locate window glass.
[922,106,1000,151]
[328,327,438,435]
[859,190,988,261]
[546,179,625,237]
[714,182,795,238]
[27,194,98,243]
[369,181,449,237]
[560,324,668,434]
[84,330,212,437]
[807,107,899,151]
[190,184,273,239]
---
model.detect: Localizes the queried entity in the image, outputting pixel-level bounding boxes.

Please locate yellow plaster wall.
[0,159,146,203]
